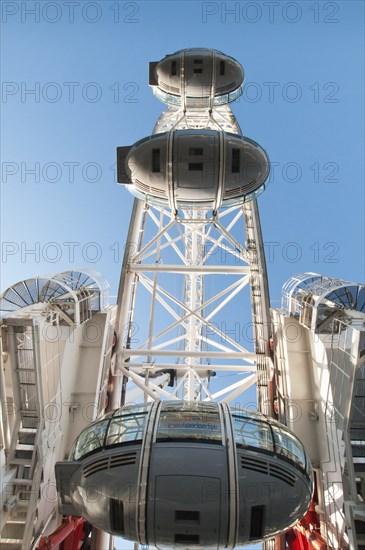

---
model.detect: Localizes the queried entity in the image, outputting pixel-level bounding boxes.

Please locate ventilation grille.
[175,510,200,523]
[224,182,259,199]
[269,463,296,487]
[174,534,200,544]
[83,457,109,478]
[224,187,243,198]
[241,456,268,475]
[160,82,180,94]
[83,451,137,478]
[135,179,167,198]
[188,162,203,171]
[110,498,125,535]
[110,451,137,469]
[150,186,167,197]
[240,455,296,486]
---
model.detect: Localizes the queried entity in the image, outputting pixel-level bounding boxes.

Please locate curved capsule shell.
[149,48,244,106]
[117,130,270,210]
[55,402,313,548]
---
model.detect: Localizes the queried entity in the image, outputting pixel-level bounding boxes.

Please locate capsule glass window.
[120,403,151,414]
[271,425,306,469]
[232,415,273,451]
[73,419,110,460]
[106,412,148,446]
[157,402,222,442]
[230,406,266,420]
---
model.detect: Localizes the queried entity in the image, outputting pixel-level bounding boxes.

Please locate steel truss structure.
[112,102,273,415]
[3,49,363,550]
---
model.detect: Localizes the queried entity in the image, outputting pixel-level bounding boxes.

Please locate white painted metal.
[272,274,365,549]
[0,273,113,549]
[114,99,272,413]
[0,52,274,549]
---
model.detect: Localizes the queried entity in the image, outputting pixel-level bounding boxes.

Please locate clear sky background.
[1,1,364,549]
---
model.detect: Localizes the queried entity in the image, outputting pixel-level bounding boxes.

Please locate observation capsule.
[149,48,244,107]
[56,401,313,549]
[117,129,270,210]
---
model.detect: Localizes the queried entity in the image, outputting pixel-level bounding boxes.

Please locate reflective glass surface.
[157,401,222,442]
[73,419,109,460]
[153,85,243,107]
[115,403,150,415]
[271,425,306,469]
[230,407,265,420]
[72,404,150,459]
[70,401,310,472]
[162,401,219,412]
[153,88,181,106]
[106,413,147,445]
[232,415,273,451]
[231,408,308,471]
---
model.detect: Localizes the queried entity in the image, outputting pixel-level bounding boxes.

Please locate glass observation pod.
[282,272,365,332]
[56,401,313,549]
[149,48,245,108]
[117,130,270,210]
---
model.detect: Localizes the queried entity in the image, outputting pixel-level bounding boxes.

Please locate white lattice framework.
[113,103,273,413]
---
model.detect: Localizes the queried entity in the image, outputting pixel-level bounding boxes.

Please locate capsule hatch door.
[174,132,218,196]
[153,475,221,548]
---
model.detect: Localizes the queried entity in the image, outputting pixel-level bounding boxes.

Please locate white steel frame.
[113,102,273,412]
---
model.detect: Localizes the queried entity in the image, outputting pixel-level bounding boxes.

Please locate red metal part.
[36,516,87,550]
[286,501,329,550]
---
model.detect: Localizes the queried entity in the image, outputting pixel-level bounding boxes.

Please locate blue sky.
[1,1,364,549]
[1,0,364,298]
